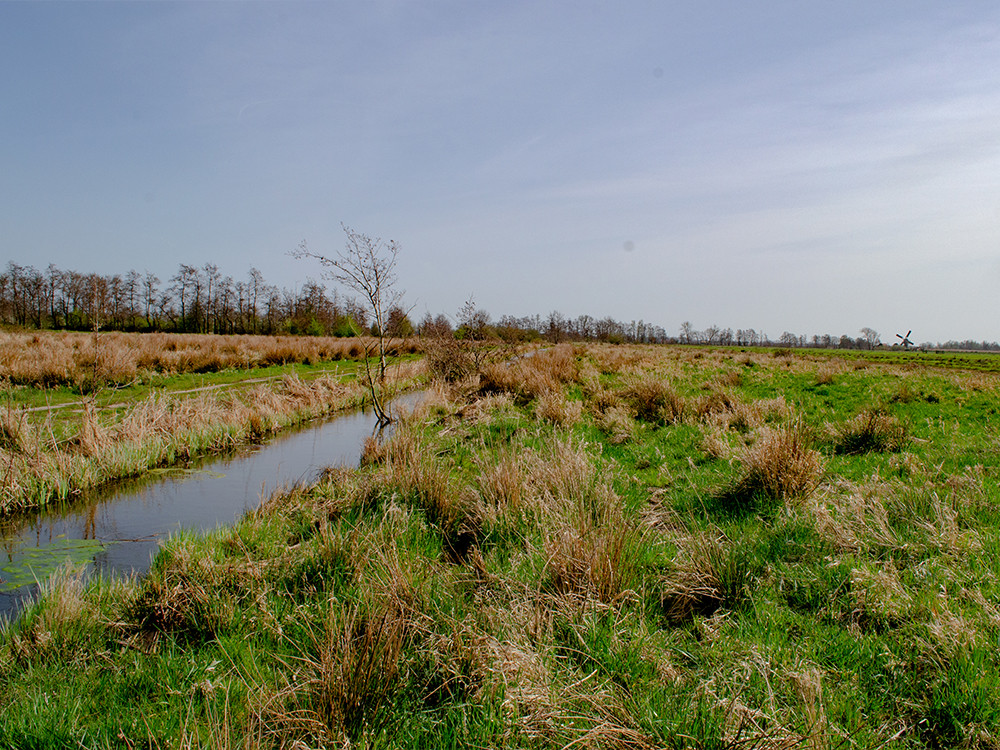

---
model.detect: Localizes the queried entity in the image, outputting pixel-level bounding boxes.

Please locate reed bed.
[0,330,420,390]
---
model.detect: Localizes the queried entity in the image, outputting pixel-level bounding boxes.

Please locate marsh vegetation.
[0,331,422,513]
[2,343,999,748]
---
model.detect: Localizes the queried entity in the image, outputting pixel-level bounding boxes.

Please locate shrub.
[423,335,475,382]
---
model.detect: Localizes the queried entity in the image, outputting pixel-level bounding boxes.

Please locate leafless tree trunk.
[293,225,403,426]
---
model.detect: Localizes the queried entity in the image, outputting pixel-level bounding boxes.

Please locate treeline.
[0,262,673,345]
[937,340,1000,352]
[676,323,1000,352]
[421,305,672,345]
[4,261,997,351]
[0,262,377,336]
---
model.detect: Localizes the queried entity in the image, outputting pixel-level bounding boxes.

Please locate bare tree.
[142,271,160,331]
[294,225,403,426]
[860,327,880,350]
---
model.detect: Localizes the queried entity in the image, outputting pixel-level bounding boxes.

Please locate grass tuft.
[725,421,824,507]
[832,409,908,454]
[619,375,686,425]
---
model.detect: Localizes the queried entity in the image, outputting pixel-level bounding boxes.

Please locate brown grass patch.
[694,388,739,422]
[534,390,583,427]
[832,409,908,454]
[728,422,824,503]
[619,375,685,424]
[0,331,397,389]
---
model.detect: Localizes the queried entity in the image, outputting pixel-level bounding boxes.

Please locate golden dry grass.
[730,422,825,503]
[0,374,369,513]
[0,330,419,389]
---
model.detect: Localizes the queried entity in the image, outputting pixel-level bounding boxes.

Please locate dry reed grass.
[588,345,648,374]
[832,409,908,454]
[729,422,824,503]
[127,543,239,641]
[706,396,789,434]
[0,331,415,389]
[849,561,912,629]
[0,374,368,513]
[477,345,579,404]
[543,519,642,604]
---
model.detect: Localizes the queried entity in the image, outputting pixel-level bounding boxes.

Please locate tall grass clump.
[832,409,908,454]
[724,421,824,508]
[659,528,758,622]
[534,389,583,427]
[521,438,649,604]
[619,374,685,424]
[306,601,410,740]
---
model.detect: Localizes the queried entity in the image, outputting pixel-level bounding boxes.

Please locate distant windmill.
[896,330,914,349]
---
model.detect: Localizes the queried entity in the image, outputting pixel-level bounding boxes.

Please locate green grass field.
[2,344,998,748]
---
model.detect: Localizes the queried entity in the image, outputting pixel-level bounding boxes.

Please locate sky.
[2,1,999,344]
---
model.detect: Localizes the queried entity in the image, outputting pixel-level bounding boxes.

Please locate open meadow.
[2,343,999,748]
[0,331,422,514]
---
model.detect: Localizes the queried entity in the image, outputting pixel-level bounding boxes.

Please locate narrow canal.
[0,392,424,623]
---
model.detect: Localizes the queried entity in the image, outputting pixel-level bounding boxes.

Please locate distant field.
[3,343,999,747]
[811,346,1000,373]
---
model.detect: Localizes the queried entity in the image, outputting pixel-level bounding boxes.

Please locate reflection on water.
[0,392,424,623]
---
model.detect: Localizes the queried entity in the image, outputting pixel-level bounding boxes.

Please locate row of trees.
[4,260,998,351]
[0,260,674,345]
[0,261,373,336]
[675,323,1000,351]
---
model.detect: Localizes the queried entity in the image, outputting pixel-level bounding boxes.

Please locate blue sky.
[2,2,999,343]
